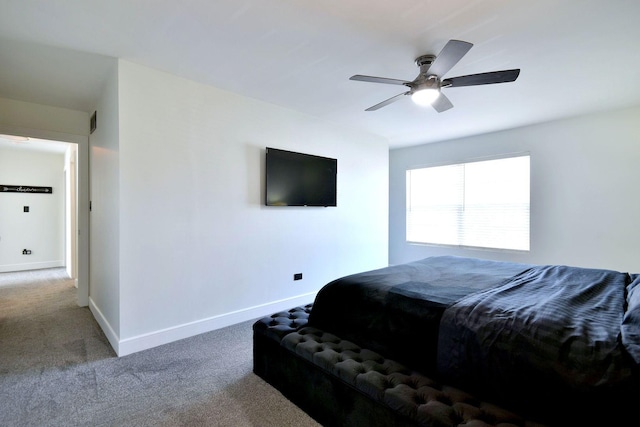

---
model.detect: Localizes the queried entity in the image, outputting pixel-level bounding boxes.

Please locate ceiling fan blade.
[443,69,520,87]
[432,92,453,113]
[427,40,473,77]
[365,92,409,111]
[350,75,410,86]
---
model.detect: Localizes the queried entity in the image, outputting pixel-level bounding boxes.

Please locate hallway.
[0,268,114,374]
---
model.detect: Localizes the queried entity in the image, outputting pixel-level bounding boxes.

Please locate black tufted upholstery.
[253,305,547,427]
[253,304,313,341]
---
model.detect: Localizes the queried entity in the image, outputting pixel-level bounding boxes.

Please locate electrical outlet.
[294,273,303,281]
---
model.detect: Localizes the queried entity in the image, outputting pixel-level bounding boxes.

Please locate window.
[406,154,530,251]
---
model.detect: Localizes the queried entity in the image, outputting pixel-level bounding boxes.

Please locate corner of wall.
[89,297,120,356]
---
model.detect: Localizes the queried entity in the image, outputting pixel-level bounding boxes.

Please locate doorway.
[0,127,89,306]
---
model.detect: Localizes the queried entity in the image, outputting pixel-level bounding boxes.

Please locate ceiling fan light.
[411,88,440,106]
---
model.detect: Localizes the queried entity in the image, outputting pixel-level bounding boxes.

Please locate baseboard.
[0,260,64,273]
[116,291,317,357]
[89,297,120,355]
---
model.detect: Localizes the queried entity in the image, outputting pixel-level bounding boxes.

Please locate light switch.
[24,206,29,212]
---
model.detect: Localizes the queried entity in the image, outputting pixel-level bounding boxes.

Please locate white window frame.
[406,153,530,251]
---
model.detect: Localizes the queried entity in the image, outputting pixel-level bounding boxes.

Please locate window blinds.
[406,155,530,251]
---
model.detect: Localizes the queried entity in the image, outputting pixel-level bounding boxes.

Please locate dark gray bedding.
[436,264,636,415]
[308,256,532,373]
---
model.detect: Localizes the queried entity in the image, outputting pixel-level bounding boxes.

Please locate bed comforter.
[308,256,639,422]
[308,256,533,374]
[437,263,637,419]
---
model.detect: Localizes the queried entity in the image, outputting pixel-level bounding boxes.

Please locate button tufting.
[439,395,453,406]
[256,304,548,427]
[406,379,418,389]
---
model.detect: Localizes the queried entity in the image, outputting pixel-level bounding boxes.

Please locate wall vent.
[90,111,97,134]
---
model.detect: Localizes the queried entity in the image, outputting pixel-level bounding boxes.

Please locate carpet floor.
[0,268,320,427]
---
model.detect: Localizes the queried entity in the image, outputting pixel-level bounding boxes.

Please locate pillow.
[621,274,640,364]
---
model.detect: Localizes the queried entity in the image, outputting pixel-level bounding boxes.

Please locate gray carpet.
[0,268,321,427]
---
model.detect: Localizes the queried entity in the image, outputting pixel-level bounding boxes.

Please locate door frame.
[0,124,89,306]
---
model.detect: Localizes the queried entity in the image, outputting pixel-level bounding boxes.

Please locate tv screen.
[265,147,337,207]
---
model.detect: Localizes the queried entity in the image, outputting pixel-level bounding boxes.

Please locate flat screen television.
[265,147,337,207]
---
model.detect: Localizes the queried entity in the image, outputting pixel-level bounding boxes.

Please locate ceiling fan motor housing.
[411,55,440,92]
[412,75,440,91]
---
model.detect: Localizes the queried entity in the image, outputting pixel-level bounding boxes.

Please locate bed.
[253,256,640,426]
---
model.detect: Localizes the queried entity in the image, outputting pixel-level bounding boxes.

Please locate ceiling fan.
[350,39,520,113]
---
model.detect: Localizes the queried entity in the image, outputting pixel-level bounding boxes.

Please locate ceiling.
[1,0,639,149]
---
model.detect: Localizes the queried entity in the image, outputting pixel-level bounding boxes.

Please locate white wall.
[0,147,65,272]
[390,106,640,273]
[88,63,121,346]
[113,61,388,354]
[0,98,88,136]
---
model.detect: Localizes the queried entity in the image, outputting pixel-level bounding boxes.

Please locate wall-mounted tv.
[265,147,337,207]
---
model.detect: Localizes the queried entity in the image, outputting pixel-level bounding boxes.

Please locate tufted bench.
[253,305,547,427]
